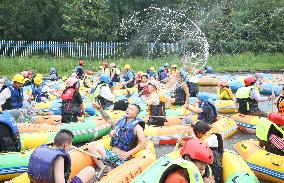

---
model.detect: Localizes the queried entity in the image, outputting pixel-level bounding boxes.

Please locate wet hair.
[131,103,141,113]
[141,75,148,79]
[192,121,212,136]
[159,164,190,183]
[54,129,74,147]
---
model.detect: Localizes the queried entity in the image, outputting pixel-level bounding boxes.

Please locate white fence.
[0,40,182,59]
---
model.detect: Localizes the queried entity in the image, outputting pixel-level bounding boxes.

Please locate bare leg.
[87,142,107,170]
[74,166,96,183]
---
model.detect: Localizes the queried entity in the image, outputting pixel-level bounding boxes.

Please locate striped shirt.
[269,134,284,150]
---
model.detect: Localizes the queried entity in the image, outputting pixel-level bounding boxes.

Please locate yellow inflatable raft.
[231,114,259,134]
[215,100,237,114]
[198,77,220,86]
[234,139,284,183]
[10,136,155,183]
[223,150,259,182]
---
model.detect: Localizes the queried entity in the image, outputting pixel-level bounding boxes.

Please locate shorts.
[104,149,126,166]
[70,176,83,183]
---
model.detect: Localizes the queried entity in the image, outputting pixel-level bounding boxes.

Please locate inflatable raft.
[198,77,220,86]
[231,114,260,134]
[215,100,237,114]
[234,140,284,183]
[9,136,156,183]
[268,112,284,126]
[34,115,62,125]
[223,150,259,183]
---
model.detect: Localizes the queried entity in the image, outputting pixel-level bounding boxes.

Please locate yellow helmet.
[150,67,155,71]
[62,76,68,81]
[172,64,178,68]
[124,64,131,69]
[35,74,43,79]
[137,71,143,75]
[34,77,43,85]
[12,74,25,84]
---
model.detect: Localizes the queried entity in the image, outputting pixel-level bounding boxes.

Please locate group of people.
[0,59,283,183]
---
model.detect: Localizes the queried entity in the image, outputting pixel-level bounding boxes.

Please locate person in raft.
[236,76,273,117]
[217,80,233,100]
[61,77,85,123]
[88,102,146,173]
[28,129,96,183]
[276,86,284,115]
[184,93,218,124]
[160,139,215,183]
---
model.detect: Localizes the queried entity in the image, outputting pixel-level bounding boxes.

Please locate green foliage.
[1,53,284,77]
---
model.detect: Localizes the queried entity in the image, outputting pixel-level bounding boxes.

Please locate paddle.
[72,146,117,168]
[271,75,275,112]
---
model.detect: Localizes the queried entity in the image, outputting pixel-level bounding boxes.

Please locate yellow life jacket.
[220,87,233,100]
[277,96,284,115]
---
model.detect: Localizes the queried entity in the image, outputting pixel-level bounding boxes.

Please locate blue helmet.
[50,68,56,72]
[100,74,110,83]
[164,63,169,67]
[158,66,164,72]
[196,92,209,101]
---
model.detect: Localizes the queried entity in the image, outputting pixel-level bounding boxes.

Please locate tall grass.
[0,53,283,77]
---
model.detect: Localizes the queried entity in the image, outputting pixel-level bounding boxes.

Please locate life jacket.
[1,85,23,111]
[61,88,81,116]
[277,96,284,115]
[50,71,58,81]
[236,86,259,114]
[110,68,120,82]
[0,111,21,152]
[158,71,168,82]
[93,82,113,108]
[159,158,204,183]
[209,133,223,183]
[111,117,145,152]
[32,84,49,102]
[123,70,135,88]
[28,145,71,183]
[174,83,186,105]
[148,96,166,126]
[198,100,218,124]
[219,87,233,100]
[147,71,156,78]
[75,66,84,77]
[186,81,199,97]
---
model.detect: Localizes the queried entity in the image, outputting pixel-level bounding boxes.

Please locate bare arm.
[187,103,203,113]
[97,108,116,126]
[129,125,146,155]
[53,157,65,183]
[182,82,190,104]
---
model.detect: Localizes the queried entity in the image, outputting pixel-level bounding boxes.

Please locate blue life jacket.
[174,84,186,105]
[75,66,84,77]
[32,84,48,102]
[123,70,135,88]
[28,144,71,183]
[0,111,21,152]
[186,81,199,97]
[1,86,23,110]
[158,71,168,82]
[198,100,218,123]
[111,117,145,151]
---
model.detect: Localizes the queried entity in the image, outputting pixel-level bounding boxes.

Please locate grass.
[0,53,284,77]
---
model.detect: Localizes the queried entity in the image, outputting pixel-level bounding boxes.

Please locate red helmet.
[244,76,257,86]
[180,139,214,164]
[79,60,84,66]
[87,70,94,75]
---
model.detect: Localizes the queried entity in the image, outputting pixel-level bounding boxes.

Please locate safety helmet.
[12,74,25,84]
[50,68,56,72]
[79,60,84,66]
[62,76,68,81]
[172,64,177,68]
[244,76,257,86]
[124,64,131,70]
[66,77,79,87]
[109,63,116,68]
[100,74,110,83]
[87,70,94,75]
[219,80,228,87]
[35,74,43,79]
[180,139,214,164]
[150,67,155,71]
[137,71,143,75]
[21,71,28,77]
[164,63,169,67]
[196,92,209,101]
[34,77,43,85]
[158,66,164,72]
